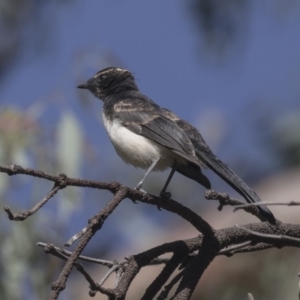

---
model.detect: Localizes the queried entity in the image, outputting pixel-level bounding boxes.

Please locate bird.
[77,67,275,223]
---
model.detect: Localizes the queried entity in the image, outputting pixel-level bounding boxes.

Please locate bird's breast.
[102,113,178,170]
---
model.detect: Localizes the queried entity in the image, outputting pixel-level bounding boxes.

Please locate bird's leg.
[135,157,160,192]
[159,162,177,199]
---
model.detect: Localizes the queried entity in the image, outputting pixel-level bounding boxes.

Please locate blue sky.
[1,1,299,162]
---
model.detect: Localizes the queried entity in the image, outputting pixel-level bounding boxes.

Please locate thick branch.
[49,188,128,300]
[173,236,220,300]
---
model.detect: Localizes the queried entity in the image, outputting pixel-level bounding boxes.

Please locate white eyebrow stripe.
[94,68,128,78]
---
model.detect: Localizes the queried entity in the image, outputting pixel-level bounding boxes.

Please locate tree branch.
[2,163,300,299]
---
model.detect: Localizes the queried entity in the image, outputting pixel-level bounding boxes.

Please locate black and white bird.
[78,67,275,223]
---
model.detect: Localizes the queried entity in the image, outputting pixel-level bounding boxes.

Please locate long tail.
[196,148,276,224]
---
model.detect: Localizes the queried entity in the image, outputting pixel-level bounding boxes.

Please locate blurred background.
[0,0,300,299]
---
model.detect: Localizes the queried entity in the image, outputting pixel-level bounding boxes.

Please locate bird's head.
[77,67,138,100]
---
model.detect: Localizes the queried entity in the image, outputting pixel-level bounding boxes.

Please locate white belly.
[102,115,176,170]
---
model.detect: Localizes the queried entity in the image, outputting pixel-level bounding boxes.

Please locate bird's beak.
[77,83,89,89]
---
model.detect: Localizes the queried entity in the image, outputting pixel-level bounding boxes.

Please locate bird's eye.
[100,75,107,80]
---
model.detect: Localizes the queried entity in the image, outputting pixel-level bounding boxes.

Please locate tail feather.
[196,148,276,224]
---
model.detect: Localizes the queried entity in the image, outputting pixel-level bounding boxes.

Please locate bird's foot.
[133,186,148,203]
[156,191,172,210]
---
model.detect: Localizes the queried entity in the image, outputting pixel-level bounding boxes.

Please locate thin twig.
[38,242,126,297]
[219,241,253,256]
[0,164,121,193]
[37,242,115,267]
[234,201,300,211]
[235,224,300,244]
[4,183,62,221]
[220,242,274,255]
[65,226,88,247]
[205,190,265,222]
[41,243,99,292]
[98,264,119,287]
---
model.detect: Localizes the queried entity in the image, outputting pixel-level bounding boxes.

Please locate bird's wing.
[113,101,199,165]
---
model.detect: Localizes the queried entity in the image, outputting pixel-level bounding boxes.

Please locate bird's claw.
[133,187,148,202]
[156,191,172,210]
